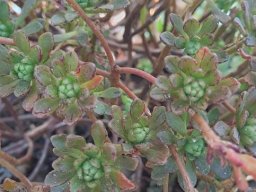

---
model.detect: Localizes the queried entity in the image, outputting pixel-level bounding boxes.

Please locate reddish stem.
[118,67,157,84]
[0,37,15,45]
[66,0,115,68]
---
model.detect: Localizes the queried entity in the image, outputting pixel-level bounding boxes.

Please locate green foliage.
[150,47,240,112]
[45,121,136,191]
[161,14,218,55]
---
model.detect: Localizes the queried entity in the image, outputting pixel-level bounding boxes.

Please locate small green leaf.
[39,32,54,62]
[65,135,86,149]
[21,19,45,36]
[14,31,31,54]
[94,100,111,115]
[51,134,67,150]
[99,0,130,11]
[63,102,82,124]
[109,105,125,137]
[160,32,176,46]
[22,81,38,111]
[195,155,210,175]
[211,157,232,180]
[183,18,200,37]
[116,156,139,171]
[157,131,175,145]
[15,0,38,27]
[150,87,168,102]
[130,99,145,121]
[199,16,218,35]
[111,170,135,191]
[178,161,197,190]
[207,0,230,23]
[91,121,108,147]
[207,107,220,125]
[34,65,54,86]
[51,13,66,26]
[94,87,122,99]
[0,1,10,21]
[150,106,166,129]
[14,80,31,97]
[45,170,73,187]
[0,77,18,98]
[64,51,78,72]
[33,98,60,118]
[170,13,187,37]
[166,112,188,135]
[213,121,231,137]
[151,157,177,180]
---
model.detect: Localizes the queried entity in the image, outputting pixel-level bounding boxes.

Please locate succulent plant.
[0,31,54,111]
[235,88,256,146]
[0,1,14,38]
[184,130,205,160]
[239,117,256,146]
[109,99,169,165]
[160,14,218,55]
[32,51,104,124]
[150,47,240,112]
[45,121,137,191]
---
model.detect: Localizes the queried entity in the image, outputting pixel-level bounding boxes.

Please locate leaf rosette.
[32,51,103,124]
[150,47,240,112]
[45,121,137,192]
[109,99,169,165]
[0,31,54,111]
[160,14,218,55]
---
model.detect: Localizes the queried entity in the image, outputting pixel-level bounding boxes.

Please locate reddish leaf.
[111,170,136,191]
[80,75,103,90]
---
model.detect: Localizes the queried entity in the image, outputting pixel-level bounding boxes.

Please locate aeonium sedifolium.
[150,47,240,112]
[0,1,14,37]
[45,121,137,192]
[0,31,54,111]
[109,99,169,165]
[160,14,218,55]
[32,51,103,124]
[236,88,256,146]
[184,130,205,160]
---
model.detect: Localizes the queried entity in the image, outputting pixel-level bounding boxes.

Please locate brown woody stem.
[66,0,115,68]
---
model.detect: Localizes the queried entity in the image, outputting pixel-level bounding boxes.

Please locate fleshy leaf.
[149,106,166,129]
[33,98,60,118]
[195,47,218,72]
[14,80,31,97]
[109,105,124,137]
[44,170,73,187]
[39,32,54,62]
[116,156,139,171]
[170,13,186,37]
[157,131,175,145]
[94,87,122,99]
[80,75,104,90]
[77,62,96,82]
[51,134,67,150]
[183,18,200,37]
[177,161,197,190]
[199,16,218,35]
[160,31,176,46]
[166,112,188,135]
[64,51,79,72]
[63,101,82,124]
[13,31,31,55]
[130,99,145,121]
[91,121,108,147]
[0,1,10,21]
[65,135,86,149]
[21,19,45,36]
[22,81,38,111]
[151,157,177,180]
[34,65,54,86]
[111,170,135,191]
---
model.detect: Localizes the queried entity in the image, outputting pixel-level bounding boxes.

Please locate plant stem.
[116,81,138,100]
[169,146,196,192]
[163,174,169,192]
[0,156,32,190]
[118,67,157,84]
[66,0,115,68]
[223,101,236,113]
[153,46,171,76]
[0,37,15,45]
